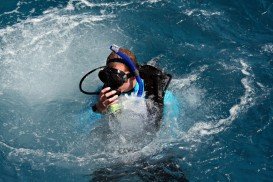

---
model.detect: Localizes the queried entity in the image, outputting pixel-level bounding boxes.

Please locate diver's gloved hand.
[95,87,119,113]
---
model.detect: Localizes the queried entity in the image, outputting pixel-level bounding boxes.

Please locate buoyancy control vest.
[139,65,172,130]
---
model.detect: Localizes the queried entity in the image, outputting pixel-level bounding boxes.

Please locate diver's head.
[106,48,139,69]
[99,48,139,93]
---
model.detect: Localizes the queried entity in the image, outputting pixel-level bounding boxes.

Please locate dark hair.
[106,48,139,69]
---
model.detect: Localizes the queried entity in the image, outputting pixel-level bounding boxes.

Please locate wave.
[183,59,256,142]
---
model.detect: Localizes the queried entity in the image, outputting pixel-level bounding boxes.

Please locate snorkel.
[110,44,144,97]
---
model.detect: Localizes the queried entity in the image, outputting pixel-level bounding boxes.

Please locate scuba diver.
[79,45,184,181]
[79,45,173,130]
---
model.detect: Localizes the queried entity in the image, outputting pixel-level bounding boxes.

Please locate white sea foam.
[200,10,221,16]
[256,82,265,89]
[78,0,95,7]
[109,94,148,137]
[0,5,116,103]
[142,0,162,4]
[240,60,252,76]
[65,0,76,11]
[73,0,132,8]
[0,8,19,16]
[219,61,240,71]
[146,54,164,66]
[171,65,208,89]
[261,43,273,53]
[1,136,110,171]
[7,146,94,170]
[183,9,222,17]
[183,59,256,141]
[0,1,21,17]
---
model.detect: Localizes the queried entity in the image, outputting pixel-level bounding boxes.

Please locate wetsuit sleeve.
[163,91,180,121]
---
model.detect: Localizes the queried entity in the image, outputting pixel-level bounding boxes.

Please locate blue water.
[1,0,273,181]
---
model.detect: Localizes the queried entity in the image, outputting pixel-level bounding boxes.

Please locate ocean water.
[0,0,273,181]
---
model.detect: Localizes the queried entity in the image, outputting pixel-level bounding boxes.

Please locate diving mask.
[98,67,133,91]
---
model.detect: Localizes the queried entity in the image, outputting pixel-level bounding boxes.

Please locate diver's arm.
[93,87,119,113]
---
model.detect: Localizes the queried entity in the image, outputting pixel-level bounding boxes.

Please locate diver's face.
[109,63,136,93]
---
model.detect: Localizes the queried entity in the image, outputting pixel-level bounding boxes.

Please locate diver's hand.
[95,87,119,113]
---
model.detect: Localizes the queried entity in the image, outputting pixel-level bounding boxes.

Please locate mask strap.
[126,72,134,79]
[107,58,124,65]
